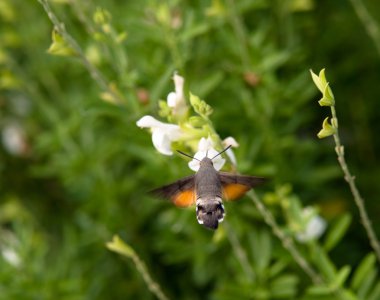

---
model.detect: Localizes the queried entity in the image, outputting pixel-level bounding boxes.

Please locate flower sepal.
[317,117,336,139]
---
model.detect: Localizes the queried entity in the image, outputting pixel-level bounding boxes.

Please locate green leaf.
[317,117,336,139]
[310,68,324,93]
[106,235,136,258]
[188,116,206,127]
[268,260,288,278]
[358,269,377,299]
[306,284,333,296]
[181,23,210,41]
[332,265,351,289]
[323,83,335,103]
[368,281,380,300]
[314,246,336,280]
[47,28,77,56]
[0,69,21,89]
[318,69,328,89]
[351,253,376,290]
[189,93,213,118]
[158,100,171,118]
[270,274,298,298]
[318,82,335,106]
[324,213,351,251]
[256,230,272,273]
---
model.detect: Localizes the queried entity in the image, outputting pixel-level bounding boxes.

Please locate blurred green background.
[1,0,380,299]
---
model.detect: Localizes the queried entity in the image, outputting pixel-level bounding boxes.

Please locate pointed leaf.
[268,260,287,278]
[351,253,376,290]
[358,269,377,299]
[47,29,77,57]
[310,69,324,93]
[324,213,351,251]
[368,281,380,300]
[270,275,298,298]
[319,68,328,88]
[106,235,135,258]
[307,284,333,296]
[317,117,336,139]
[332,265,351,289]
[323,82,335,103]
[314,246,336,280]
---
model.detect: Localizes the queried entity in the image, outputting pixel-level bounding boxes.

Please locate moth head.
[196,198,225,230]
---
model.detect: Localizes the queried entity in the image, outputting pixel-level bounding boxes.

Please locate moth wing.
[150,175,196,207]
[219,172,266,201]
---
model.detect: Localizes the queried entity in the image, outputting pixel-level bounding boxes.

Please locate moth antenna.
[211,145,232,160]
[177,150,200,161]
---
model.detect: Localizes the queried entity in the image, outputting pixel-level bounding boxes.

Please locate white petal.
[306,216,327,239]
[225,148,237,166]
[165,126,182,140]
[173,73,184,100]
[167,92,178,107]
[198,137,214,152]
[206,148,219,159]
[152,129,173,155]
[194,150,207,161]
[190,148,225,171]
[206,148,225,171]
[2,248,21,267]
[212,156,225,171]
[136,115,162,128]
[2,124,26,156]
[189,159,200,172]
[189,138,226,171]
[222,136,239,148]
[137,116,182,139]
[296,208,327,243]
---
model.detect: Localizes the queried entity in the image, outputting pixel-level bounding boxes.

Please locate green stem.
[129,252,170,300]
[349,0,380,56]
[330,106,380,263]
[38,0,126,104]
[107,236,169,300]
[248,190,323,285]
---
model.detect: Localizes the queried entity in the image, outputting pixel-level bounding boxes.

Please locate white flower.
[167,73,187,117]
[136,115,182,155]
[222,136,239,166]
[188,137,225,172]
[2,247,21,267]
[1,123,27,156]
[296,207,327,243]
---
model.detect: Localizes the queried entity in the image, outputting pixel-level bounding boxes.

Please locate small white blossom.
[167,73,187,117]
[188,137,225,172]
[222,136,239,166]
[1,124,27,156]
[136,115,182,155]
[296,207,327,243]
[2,247,21,267]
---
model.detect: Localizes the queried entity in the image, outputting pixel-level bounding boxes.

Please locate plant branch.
[330,105,380,262]
[129,251,169,300]
[349,0,380,57]
[37,0,125,104]
[107,235,169,300]
[248,190,323,285]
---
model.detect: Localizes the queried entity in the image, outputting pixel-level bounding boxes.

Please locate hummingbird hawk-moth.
[151,146,266,230]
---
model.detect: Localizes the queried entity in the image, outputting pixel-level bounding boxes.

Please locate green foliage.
[1,0,380,299]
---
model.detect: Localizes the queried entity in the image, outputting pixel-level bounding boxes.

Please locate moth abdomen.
[196,197,225,230]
